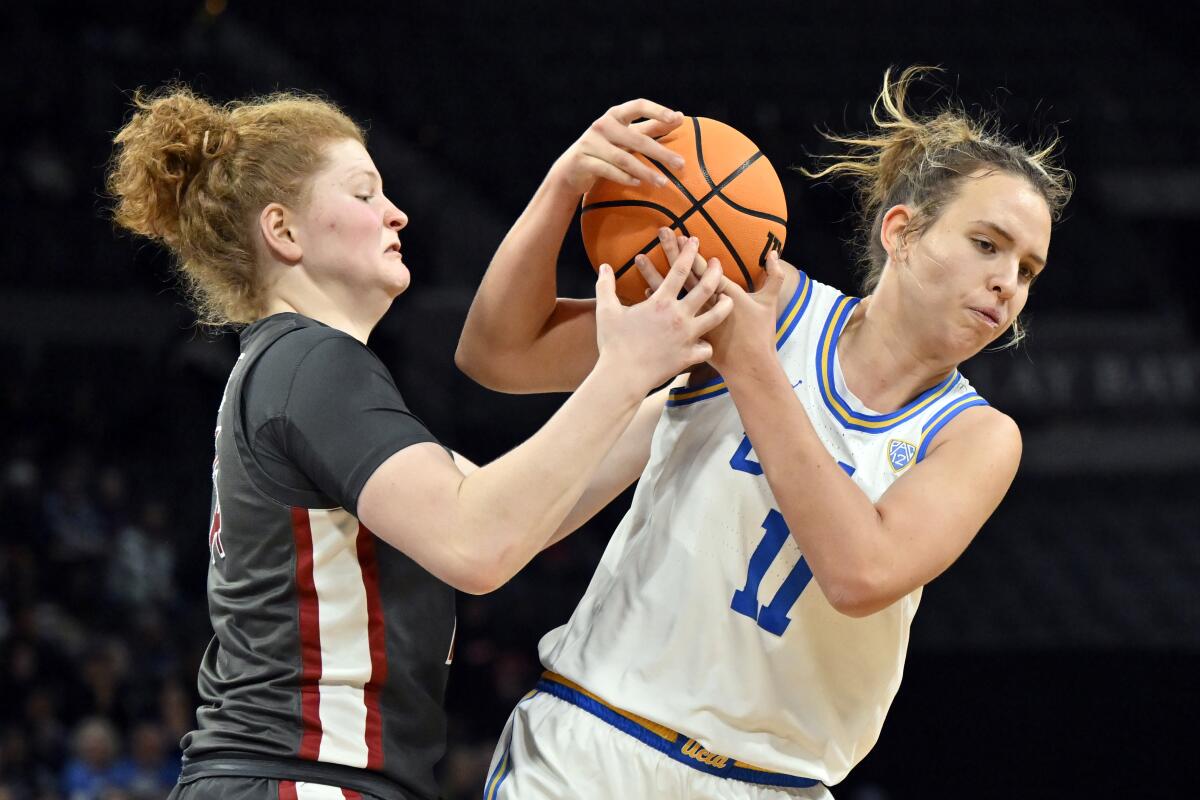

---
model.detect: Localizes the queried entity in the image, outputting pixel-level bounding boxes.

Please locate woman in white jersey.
[457,68,1072,798]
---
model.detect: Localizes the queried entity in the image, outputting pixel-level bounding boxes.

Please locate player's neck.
[837,297,956,414]
[262,290,386,345]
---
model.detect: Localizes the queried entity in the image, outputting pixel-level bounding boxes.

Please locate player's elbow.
[454,335,502,390]
[823,571,895,618]
[454,337,540,394]
[434,554,507,596]
[444,535,524,596]
[452,568,505,596]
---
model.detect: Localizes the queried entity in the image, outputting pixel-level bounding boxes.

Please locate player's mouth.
[385,242,402,256]
[967,306,1002,328]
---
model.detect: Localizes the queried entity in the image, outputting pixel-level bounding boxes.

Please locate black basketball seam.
[712,192,787,227]
[693,115,784,225]
[693,116,716,191]
[693,202,755,289]
[637,147,764,288]
[606,122,770,283]
[582,199,686,224]
[588,200,692,279]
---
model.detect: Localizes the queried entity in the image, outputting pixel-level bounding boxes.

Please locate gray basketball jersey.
[179,314,455,800]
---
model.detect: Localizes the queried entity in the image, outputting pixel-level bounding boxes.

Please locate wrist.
[717,345,780,385]
[591,350,655,406]
[545,157,587,201]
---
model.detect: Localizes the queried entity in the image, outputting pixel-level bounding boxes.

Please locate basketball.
[581,116,787,305]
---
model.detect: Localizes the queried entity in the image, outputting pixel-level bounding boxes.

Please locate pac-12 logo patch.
[887,439,916,473]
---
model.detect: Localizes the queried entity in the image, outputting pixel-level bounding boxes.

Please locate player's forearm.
[452,355,643,590]
[456,171,580,376]
[541,386,667,548]
[723,353,890,613]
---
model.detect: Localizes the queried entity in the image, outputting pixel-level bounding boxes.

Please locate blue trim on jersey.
[667,271,814,408]
[916,393,990,462]
[535,677,820,789]
[485,689,539,799]
[483,739,510,800]
[920,391,983,433]
[492,754,514,798]
[815,295,962,433]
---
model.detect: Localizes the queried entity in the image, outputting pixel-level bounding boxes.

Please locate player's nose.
[989,260,1018,299]
[383,198,408,231]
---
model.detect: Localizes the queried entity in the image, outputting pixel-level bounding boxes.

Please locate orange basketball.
[581,116,786,305]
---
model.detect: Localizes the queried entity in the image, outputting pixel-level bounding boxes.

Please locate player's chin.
[950,324,990,360]
[383,262,411,296]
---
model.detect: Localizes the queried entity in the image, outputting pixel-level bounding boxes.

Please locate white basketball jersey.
[539,271,988,786]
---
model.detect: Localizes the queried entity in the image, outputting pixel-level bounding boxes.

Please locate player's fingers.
[761,249,786,299]
[669,235,710,283]
[608,98,683,127]
[718,271,751,304]
[693,293,734,333]
[594,263,619,312]
[604,123,685,170]
[657,227,681,263]
[580,154,642,187]
[688,340,714,366]
[630,118,683,142]
[600,144,668,187]
[682,259,723,315]
[656,236,700,298]
[634,254,665,292]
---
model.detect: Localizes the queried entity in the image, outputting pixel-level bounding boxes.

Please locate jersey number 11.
[728,435,855,636]
[730,509,812,636]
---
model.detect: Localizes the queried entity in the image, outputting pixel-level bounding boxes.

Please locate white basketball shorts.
[482,673,833,800]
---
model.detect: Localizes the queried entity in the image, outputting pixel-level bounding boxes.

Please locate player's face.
[293,138,411,299]
[900,170,1052,356]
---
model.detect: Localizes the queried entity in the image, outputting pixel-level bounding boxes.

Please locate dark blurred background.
[2,1,1198,798]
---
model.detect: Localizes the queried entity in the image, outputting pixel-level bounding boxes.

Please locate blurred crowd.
[0,446,193,800]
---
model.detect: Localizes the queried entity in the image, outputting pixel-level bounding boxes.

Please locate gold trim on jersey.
[817,295,962,432]
[539,672,787,775]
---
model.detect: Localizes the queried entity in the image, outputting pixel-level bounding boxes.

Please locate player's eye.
[357,194,375,202]
[972,237,996,254]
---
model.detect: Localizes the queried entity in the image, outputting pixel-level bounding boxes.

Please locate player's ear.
[260,202,302,263]
[879,204,914,264]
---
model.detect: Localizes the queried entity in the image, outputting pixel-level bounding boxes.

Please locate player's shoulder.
[924,403,1021,464]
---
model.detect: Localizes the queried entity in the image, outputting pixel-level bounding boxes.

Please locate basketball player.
[456,69,1072,797]
[106,88,728,800]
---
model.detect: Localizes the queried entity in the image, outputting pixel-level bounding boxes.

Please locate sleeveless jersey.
[539,272,989,785]
[180,314,456,800]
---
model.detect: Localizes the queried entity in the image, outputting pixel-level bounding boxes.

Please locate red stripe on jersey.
[292,507,324,761]
[278,780,298,800]
[341,790,363,800]
[357,524,388,771]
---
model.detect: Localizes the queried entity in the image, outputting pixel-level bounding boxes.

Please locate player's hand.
[594,236,732,392]
[703,249,786,377]
[637,230,784,377]
[635,227,735,299]
[550,99,687,196]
